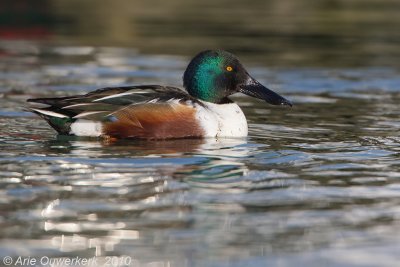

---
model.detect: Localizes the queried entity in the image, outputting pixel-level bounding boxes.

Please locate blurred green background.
[1,0,400,66]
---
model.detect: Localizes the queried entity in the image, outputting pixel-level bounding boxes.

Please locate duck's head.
[183,50,292,106]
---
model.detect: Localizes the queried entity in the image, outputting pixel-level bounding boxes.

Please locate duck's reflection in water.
[43,136,251,175]
[36,137,254,258]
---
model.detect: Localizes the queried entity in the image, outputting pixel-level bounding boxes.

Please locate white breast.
[195,101,248,138]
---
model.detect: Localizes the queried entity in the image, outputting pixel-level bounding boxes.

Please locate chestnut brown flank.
[103,103,204,139]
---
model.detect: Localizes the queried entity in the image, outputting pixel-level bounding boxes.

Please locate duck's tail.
[27,98,75,135]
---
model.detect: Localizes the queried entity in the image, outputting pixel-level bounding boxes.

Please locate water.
[1,41,400,266]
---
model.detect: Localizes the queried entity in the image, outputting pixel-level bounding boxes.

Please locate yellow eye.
[226,66,233,72]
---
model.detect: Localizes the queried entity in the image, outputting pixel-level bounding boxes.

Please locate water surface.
[1,43,400,266]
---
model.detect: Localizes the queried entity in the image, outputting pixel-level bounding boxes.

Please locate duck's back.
[28,85,206,139]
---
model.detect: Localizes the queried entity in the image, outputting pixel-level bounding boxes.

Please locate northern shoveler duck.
[28,50,292,139]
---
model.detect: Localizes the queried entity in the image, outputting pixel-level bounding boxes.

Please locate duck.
[27,50,292,140]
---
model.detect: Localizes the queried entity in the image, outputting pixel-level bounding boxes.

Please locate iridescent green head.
[183,50,292,106]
